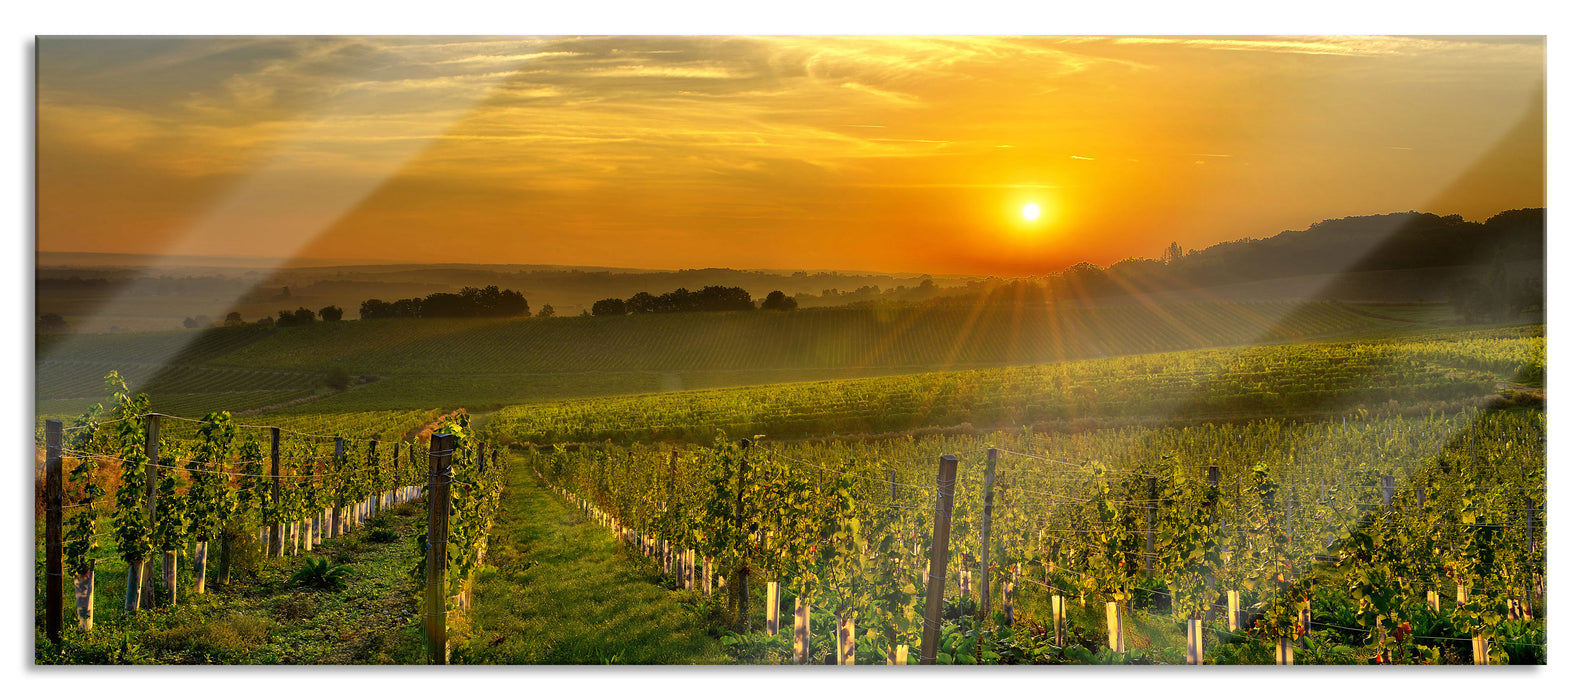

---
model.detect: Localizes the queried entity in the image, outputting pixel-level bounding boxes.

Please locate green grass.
[452,457,729,664]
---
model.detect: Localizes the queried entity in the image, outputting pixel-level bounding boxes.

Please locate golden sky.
[36,35,1545,275]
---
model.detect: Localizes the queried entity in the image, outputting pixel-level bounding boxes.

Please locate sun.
[1021,202,1041,221]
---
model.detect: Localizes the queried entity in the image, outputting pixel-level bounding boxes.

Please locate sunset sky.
[37,35,1545,276]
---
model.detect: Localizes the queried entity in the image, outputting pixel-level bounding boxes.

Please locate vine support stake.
[424,432,455,665]
[44,419,64,644]
[765,581,780,634]
[1105,601,1125,653]
[333,437,345,538]
[919,455,958,665]
[979,448,996,625]
[369,439,380,518]
[140,413,160,610]
[733,438,750,631]
[1186,618,1203,665]
[269,427,282,558]
[1050,595,1064,646]
[1146,477,1157,575]
[793,597,810,664]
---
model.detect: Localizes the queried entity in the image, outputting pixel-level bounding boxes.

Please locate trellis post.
[424,432,455,665]
[269,427,282,557]
[979,448,996,625]
[919,455,958,665]
[44,420,64,643]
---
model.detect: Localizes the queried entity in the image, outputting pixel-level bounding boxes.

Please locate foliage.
[291,557,354,591]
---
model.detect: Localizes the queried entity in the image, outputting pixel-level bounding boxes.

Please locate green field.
[480,326,1543,446]
[36,299,1436,428]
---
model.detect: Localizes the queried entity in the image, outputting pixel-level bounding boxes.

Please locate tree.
[591,298,626,316]
[537,304,555,318]
[318,305,344,322]
[182,315,211,329]
[276,307,317,327]
[359,299,390,320]
[761,290,797,311]
[1166,241,1184,266]
[223,312,245,327]
[625,291,658,314]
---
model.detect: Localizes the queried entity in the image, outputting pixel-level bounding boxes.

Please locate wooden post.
[1227,590,1241,631]
[1276,637,1294,665]
[1381,475,1394,511]
[162,550,177,606]
[919,455,959,665]
[44,420,64,643]
[1472,634,1488,665]
[269,427,282,557]
[1146,477,1157,575]
[1457,584,1468,607]
[139,414,160,610]
[888,469,896,503]
[1427,590,1440,612]
[369,439,380,517]
[839,616,856,665]
[424,433,456,665]
[193,541,208,594]
[1186,618,1203,664]
[333,437,345,538]
[1105,601,1125,653]
[1416,485,1426,510]
[733,438,750,631]
[979,448,996,624]
[1526,498,1535,553]
[794,598,810,664]
[766,581,780,634]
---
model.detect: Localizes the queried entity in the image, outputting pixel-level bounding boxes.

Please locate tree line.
[591,286,796,316]
[359,285,528,320]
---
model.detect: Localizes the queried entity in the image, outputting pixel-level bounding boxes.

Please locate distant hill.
[34,207,1544,333]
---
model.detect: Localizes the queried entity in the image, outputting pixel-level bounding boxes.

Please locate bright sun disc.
[1022,202,1041,221]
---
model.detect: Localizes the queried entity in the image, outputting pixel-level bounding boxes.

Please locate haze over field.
[39,36,1543,277]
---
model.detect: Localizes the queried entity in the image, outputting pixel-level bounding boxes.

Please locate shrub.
[290,557,353,591]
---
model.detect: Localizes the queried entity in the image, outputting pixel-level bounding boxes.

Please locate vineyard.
[32,319,1546,665]
[33,376,503,664]
[528,405,1545,664]
[36,299,1419,424]
[481,326,1545,445]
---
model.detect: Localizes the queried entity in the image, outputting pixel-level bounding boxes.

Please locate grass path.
[453,456,729,664]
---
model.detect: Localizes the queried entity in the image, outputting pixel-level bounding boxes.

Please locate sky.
[36,35,1544,276]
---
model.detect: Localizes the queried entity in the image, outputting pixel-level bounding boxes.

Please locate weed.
[291,557,353,591]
